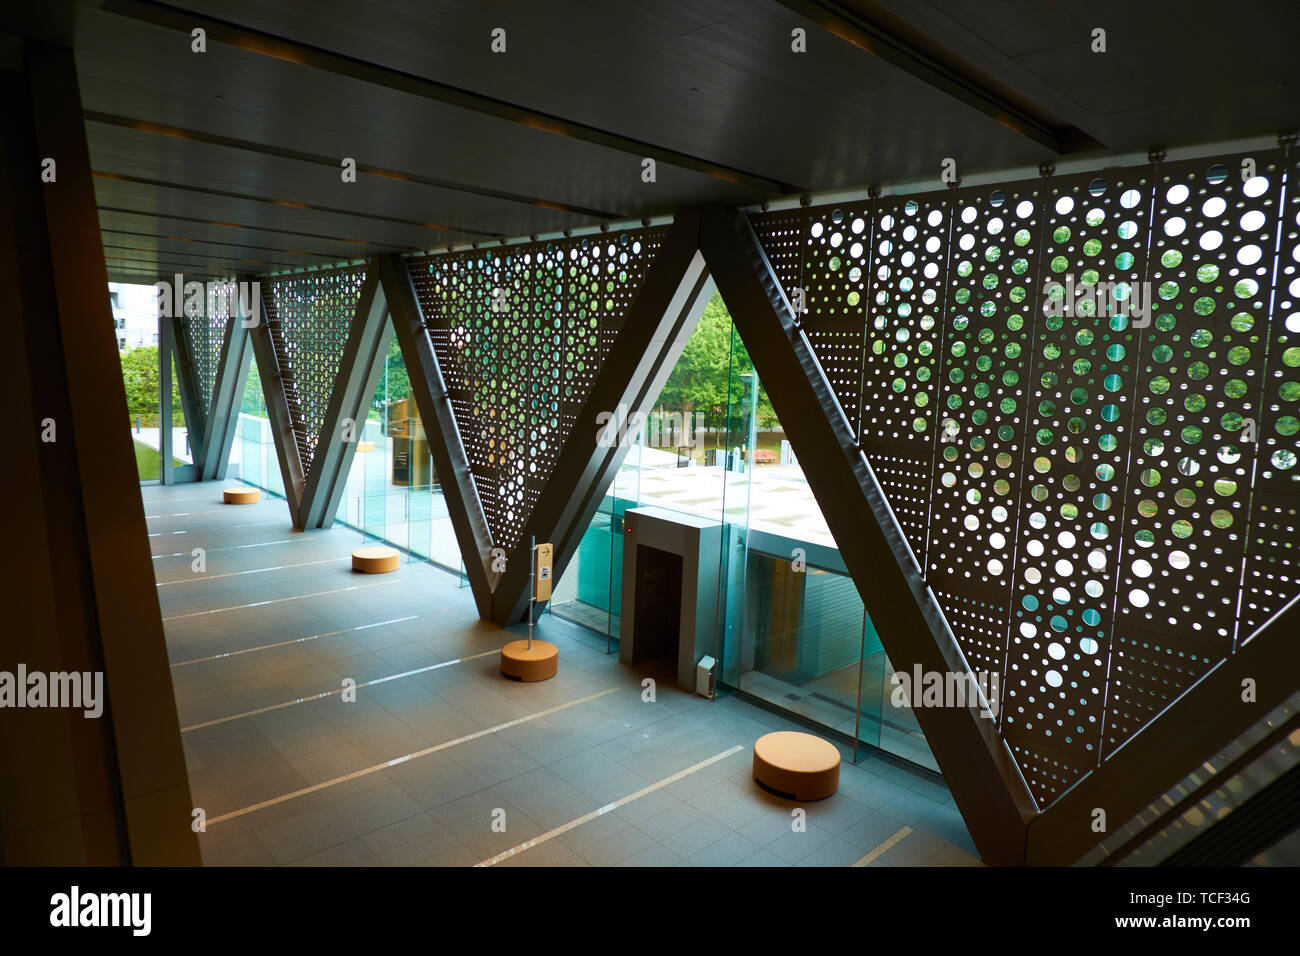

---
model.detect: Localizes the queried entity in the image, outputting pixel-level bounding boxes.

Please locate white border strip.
[205,687,620,826]
[475,745,744,867]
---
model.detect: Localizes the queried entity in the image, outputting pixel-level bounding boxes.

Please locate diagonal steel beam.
[199,277,255,481]
[169,313,209,472]
[296,268,393,529]
[490,212,715,628]
[247,282,306,520]
[378,253,496,618]
[158,305,176,483]
[698,205,1034,865]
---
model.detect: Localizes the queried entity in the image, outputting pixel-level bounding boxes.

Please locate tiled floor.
[143,481,980,867]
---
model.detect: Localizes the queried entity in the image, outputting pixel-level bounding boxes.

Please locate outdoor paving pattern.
[143,482,979,867]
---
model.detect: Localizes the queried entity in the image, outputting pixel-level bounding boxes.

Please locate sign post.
[529,539,553,650]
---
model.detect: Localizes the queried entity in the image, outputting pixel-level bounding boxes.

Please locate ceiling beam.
[104,253,242,275]
[99,223,342,262]
[85,111,624,221]
[102,0,802,194]
[101,242,293,270]
[92,170,500,238]
[108,266,221,285]
[775,0,1104,154]
[97,204,408,252]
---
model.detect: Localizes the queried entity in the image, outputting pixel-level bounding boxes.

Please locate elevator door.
[632,544,682,666]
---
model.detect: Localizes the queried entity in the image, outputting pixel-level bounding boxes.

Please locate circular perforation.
[408,228,666,553]
[263,267,369,476]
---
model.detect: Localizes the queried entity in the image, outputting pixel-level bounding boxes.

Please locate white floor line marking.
[153,538,297,559]
[156,555,349,586]
[147,519,283,538]
[850,826,913,867]
[476,745,745,867]
[141,490,255,504]
[205,687,620,826]
[181,647,500,731]
[146,507,249,519]
[162,579,400,621]
[170,613,426,667]
[140,493,224,504]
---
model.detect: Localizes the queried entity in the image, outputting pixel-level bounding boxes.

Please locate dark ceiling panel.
[108,267,222,285]
[94,0,1045,193]
[91,177,478,253]
[97,208,381,260]
[906,0,1293,150]
[73,4,771,221]
[100,230,319,271]
[85,121,596,239]
[57,0,1292,278]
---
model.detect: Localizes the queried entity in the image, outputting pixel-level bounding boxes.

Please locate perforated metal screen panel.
[179,279,237,420]
[1002,167,1151,800]
[1102,158,1281,758]
[261,266,368,478]
[748,148,1300,806]
[1242,153,1300,640]
[406,227,667,554]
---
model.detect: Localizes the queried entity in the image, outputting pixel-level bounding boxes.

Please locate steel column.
[490,211,715,628]
[698,204,1034,865]
[199,276,255,481]
[170,314,209,473]
[379,252,496,617]
[248,282,307,520]
[159,311,174,484]
[295,268,393,529]
[0,44,199,864]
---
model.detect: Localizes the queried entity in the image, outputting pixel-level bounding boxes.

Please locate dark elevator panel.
[632,544,682,665]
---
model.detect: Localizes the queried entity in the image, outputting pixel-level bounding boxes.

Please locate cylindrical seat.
[500,640,558,682]
[352,545,400,573]
[752,731,841,801]
[223,487,260,504]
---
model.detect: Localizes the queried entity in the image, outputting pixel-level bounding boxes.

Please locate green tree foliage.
[656,291,776,432]
[242,357,267,414]
[370,334,410,420]
[119,346,185,426]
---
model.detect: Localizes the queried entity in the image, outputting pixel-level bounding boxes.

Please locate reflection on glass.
[740,552,870,738]
[325,332,465,576]
[545,291,935,771]
[231,356,284,498]
[878,655,940,772]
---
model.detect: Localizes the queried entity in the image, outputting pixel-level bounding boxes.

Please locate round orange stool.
[352,545,400,573]
[500,640,558,682]
[753,731,841,801]
[223,487,260,504]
